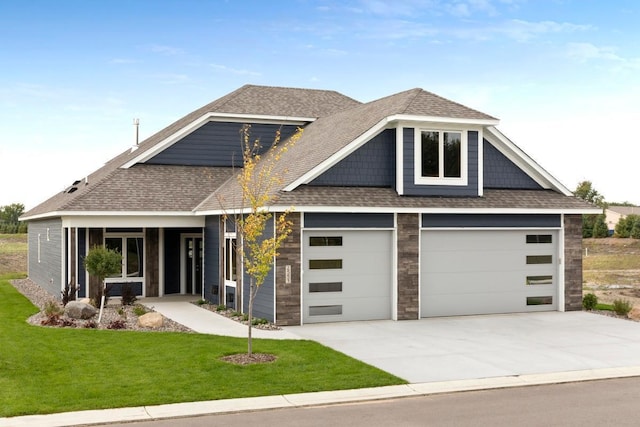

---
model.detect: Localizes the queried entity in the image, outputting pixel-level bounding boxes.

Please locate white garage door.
[303,230,392,323]
[421,230,558,317]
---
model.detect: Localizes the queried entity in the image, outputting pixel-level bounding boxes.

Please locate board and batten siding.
[242,216,275,322]
[28,218,63,298]
[146,122,300,167]
[310,129,396,187]
[403,128,479,196]
[204,216,221,304]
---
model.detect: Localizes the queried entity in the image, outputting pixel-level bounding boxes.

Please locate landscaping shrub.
[106,320,127,330]
[120,284,137,306]
[612,299,633,316]
[216,304,227,311]
[44,300,63,317]
[61,283,78,307]
[252,317,267,326]
[582,293,598,311]
[133,304,146,317]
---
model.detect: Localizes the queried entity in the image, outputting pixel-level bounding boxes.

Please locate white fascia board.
[283,117,392,191]
[485,126,573,196]
[199,205,601,216]
[390,114,499,127]
[121,112,313,169]
[61,214,204,228]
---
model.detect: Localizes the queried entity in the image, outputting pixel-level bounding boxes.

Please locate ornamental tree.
[234,124,302,356]
[84,245,122,322]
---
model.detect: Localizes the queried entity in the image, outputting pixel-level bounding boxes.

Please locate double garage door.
[421,230,559,317]
[303,230,392,324]
[301,228,559,323]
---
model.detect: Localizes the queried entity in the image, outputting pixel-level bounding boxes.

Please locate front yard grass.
[0,276,405,418]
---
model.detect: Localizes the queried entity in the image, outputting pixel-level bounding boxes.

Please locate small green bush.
[133,304,147,317]
[196,299,207,306]
[612,299,633,316]
[216,304,227,311]
[252,317,267,326]
[582,293,598,311]
[44,300,63,317]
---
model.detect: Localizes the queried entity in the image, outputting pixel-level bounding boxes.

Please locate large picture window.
[104,236,144,278]
[415,129,467,185]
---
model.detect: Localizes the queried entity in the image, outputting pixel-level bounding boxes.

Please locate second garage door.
[421,230,558,317]
[303,230,392,323]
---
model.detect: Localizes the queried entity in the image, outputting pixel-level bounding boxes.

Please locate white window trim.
[414,128,468,186]
[103,231,145,283]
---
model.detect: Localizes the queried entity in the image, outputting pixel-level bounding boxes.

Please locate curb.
[3,366,640,427]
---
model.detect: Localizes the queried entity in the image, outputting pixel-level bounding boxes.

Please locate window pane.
[527,296,553,305]
[443,132,461,178]
[309,236,343,246]
[526,234,552,244]
[526,275,553,285]
[105,238,123,277]
[309,259,343,269]
[421,131,439,177]
[309,282,343,292]
[126,238,143,277]
[526,255,553,264]
[309,305,343,316]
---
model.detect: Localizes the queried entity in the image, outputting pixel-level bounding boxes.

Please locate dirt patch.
[220,353,277,365]
[0,234,27,276]
[583,238,640,320]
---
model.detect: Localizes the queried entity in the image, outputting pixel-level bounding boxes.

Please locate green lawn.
[0,275,405,417]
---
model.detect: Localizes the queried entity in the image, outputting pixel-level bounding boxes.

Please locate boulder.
[65,301,97,319]
[138,312,163,328]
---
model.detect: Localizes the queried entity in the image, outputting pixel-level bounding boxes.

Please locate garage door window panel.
[526,255,553,264]
[309,282,343,293]
[526,275,553,285]
[309,259,343,269]
[527,296,553,305]
[310,236,342,246]
[526,234,553,244]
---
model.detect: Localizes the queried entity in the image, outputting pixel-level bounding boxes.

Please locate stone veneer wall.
[564,214,583,311]
[397,213,420,320]
[275,212,302,326]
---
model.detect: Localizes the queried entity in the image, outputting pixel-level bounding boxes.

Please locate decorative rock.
[79,298,92,304]
[138,312,163,328]
[65,301,98,319]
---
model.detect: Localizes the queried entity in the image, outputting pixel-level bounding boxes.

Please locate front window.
[105,236,144,278]
[415,129,467,185]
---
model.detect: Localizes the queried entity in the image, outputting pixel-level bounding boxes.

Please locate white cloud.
[149,44,184,55]
[210,64,261,76]
[499,19,592,42]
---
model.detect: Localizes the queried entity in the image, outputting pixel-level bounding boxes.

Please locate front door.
[182,235,203,296]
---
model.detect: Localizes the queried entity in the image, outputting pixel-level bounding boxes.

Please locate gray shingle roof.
[271,187,595,211]
[197,88,498,212]
[23,85,358,218]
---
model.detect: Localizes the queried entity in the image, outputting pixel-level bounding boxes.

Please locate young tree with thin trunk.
[235,125,302,356]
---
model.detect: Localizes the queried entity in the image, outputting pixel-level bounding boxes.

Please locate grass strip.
[0,277,405,417]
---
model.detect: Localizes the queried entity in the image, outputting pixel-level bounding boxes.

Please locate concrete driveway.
[285,312,640,383]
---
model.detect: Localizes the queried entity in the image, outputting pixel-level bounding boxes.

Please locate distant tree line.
[574,181,639,239]
[0,203,27,233]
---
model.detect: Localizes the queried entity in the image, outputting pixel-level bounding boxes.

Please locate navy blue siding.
[204,216,221,304]
[147,122,299,167]
[305,213,394,228]
[422,214,561,228]
[403,128,479,196]
[77,228,87,298]
[310,129,395,187]
[242,217,275,322]
[28,219,63,298]
[106,282,143,297]
[483,140,542,189]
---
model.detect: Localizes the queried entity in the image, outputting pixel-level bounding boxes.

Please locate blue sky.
[1,0,639,209]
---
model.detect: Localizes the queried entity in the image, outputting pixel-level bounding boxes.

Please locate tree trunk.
[247,279,254,356]
[97,280,106,323]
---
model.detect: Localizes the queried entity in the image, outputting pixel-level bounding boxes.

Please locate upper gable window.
[414,129,467,186]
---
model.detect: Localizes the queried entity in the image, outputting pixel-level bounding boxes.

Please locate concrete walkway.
[143,297,301,339]
[4,305,640,427]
